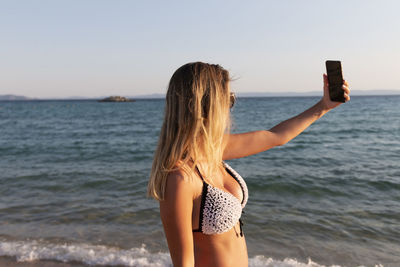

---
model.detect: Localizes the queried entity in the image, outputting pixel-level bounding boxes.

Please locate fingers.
[342,80,350,102]
[342,81,350,95]
[344,92,351,102]
[323,73,328,84]
[323,74,329,91]
[323,74,351,102]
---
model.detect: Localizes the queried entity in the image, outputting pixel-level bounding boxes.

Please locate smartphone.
[325,60,345,103]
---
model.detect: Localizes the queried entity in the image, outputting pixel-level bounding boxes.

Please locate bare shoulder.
[166,168,191,187]
[162,165,196,204]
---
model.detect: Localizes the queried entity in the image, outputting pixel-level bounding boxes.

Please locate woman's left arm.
[223,74,350,160]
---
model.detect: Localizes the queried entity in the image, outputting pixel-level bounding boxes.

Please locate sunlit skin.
[160,74,350,267]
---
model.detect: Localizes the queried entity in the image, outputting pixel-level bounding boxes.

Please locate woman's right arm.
[159,170,195,267]
[223,76,350,160]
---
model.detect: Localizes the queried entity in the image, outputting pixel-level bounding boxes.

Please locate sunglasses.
[230,92,236,109]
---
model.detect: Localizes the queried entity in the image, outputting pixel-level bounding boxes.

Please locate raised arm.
[223,74,350,160]
[159,170,195,267]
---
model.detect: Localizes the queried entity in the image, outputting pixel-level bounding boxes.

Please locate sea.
[0,96,399,267]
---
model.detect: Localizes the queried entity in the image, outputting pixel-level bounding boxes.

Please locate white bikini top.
[192,162,248,236]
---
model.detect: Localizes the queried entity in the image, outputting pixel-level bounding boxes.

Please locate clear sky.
[1,0,399,98]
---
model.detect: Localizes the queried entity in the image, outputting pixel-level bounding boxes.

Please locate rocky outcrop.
[0,94,34,100]
[98,96,135,102]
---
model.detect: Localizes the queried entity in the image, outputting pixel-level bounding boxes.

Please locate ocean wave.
[0,239,384,267]
[0,240,170,267]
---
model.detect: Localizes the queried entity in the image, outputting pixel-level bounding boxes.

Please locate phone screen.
[325,60,345,103]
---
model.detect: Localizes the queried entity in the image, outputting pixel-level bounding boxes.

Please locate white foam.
[0,240,171,266]
[249,255,384,267]
[0,239,384,267]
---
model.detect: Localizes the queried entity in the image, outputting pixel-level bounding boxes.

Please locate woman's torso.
[191,162,248,267]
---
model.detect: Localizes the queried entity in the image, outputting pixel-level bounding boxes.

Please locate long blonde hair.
[147,62,232,201]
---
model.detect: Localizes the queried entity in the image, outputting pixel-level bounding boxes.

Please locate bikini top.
[192,162,248,236]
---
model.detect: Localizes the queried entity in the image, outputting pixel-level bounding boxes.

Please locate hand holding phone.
[325,60,345,103]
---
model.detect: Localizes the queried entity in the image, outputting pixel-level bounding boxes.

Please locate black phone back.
[326,60,345,103]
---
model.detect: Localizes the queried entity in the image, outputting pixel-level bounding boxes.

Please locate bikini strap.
[194,165,205,181]
[192,165,207,233]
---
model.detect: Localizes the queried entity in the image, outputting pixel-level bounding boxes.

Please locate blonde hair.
[147,62,232,201]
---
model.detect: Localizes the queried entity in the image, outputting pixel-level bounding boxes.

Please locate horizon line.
[2,89,400,100]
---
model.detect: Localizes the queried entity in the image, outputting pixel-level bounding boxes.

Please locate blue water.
[0,96,399,267]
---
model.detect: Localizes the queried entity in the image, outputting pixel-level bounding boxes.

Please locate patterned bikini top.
[192,162,248,236]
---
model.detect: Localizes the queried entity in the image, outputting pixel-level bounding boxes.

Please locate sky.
[1,0,399,98]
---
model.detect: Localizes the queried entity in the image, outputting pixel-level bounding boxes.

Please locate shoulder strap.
[194,165,205,181]
[192,165,207,233]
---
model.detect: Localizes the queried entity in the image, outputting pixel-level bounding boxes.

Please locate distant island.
[97,96,135,102]
[0,94,35,101]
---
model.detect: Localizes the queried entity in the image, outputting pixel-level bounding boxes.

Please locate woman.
[147,62,350,267]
